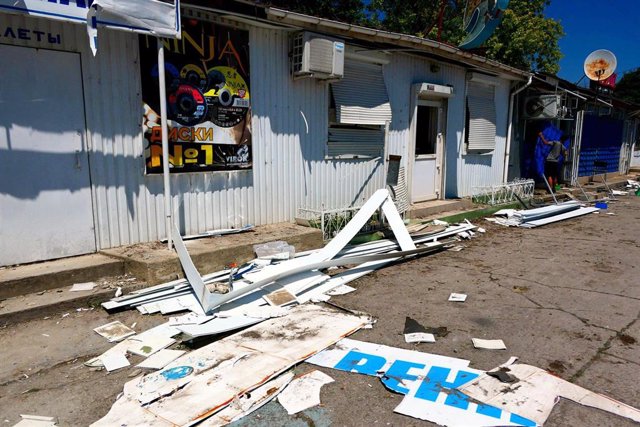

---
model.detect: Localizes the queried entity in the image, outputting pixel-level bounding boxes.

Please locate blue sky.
[545,0,640,84]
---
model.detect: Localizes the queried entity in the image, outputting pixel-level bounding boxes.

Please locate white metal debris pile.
[101,189,478,340]
[91,305,372,426]
[488,200,599,228]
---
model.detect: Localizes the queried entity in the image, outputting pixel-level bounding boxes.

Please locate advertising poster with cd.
[140,18,251,173]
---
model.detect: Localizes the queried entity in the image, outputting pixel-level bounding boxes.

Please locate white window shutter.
[327,127,384,159]
[331,60,392,125]
[467,82,496,151]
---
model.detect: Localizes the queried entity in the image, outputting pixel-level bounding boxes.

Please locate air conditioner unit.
[291,32,344,80]
[524,94,560,119]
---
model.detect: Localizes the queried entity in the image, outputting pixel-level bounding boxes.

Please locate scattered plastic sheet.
[472,338,506,350]
[448,293,467,302]
[277,370,334,415]
[69,282,96,292]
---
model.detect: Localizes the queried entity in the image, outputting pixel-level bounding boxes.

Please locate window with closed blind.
[465,81,496,152]
[327,59,391,159]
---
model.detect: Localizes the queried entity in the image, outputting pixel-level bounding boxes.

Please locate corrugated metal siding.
[2,11,511,254]
[384,53,510,198]
[1,13,385,251]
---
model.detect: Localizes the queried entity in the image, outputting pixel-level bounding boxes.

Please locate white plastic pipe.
[157,39,173,250]
[503,74,533,183]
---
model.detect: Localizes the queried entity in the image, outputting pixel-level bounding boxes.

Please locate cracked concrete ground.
[0,197,639,426]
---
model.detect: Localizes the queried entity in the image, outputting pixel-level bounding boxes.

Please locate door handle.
[75,150,82,170]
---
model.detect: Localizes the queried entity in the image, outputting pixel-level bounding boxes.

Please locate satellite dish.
[583,49,617,81]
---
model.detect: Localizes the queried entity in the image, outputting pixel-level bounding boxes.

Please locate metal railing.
[297,205,384,241]
[471,179,535,205]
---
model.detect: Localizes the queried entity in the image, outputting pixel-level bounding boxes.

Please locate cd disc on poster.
[204,66,250,128]
[168,84,208,126]
[180,64,208,91]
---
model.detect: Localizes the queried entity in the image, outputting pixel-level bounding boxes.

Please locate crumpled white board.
[277,370,334,415]
[13,414,57,427]
[91,304,371,426]
[199,371,294,426]
[459,362,640,425]
[308,339,537,426]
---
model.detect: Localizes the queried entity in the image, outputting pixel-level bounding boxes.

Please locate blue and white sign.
[0,0,180,52]
[307,338,537,426]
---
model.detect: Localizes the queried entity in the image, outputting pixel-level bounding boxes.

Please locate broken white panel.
[405,333,436,344]
[137,349,186,370]
[13,415,57,427]
[92,304,371,427]
[172,225,213,313]
[277,370,334,415]
[102,352,130,372]
[518,207,599,228]
[127,335,176,357]
[168,313,216,326]
[208,242,443,311]
[325,284,357,296]
[69,282,96,292]
[217,305,290,320]
[449,293,467,302]
[459,362,640,425]
[199,371,294,426]
[176,316,265,338]
[471,339,506,350]
[86,322,181,368]
[394,377,534,427]
[93,321,136,343]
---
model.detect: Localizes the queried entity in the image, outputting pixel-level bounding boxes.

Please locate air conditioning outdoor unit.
[524,94,560,119]
[291,32,344,80]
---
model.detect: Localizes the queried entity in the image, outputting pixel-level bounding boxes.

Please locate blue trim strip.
[0,4,86,21]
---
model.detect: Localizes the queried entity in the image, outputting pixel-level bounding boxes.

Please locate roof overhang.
[264,7,530,81]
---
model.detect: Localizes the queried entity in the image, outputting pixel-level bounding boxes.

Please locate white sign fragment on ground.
[69,282,96,292]
[102,352,130,372]
[277,370,334,415]
[448,293,467,302]
[325,284,357,296]
[200,371,294,426]
[93,321,136,342]
[13,415,57,427]
[127,335,175,357]
[137,349,186,370]
[404,317,435,343]
[91,305,371,426]
[472,338,506,350]
[459,361,640,425]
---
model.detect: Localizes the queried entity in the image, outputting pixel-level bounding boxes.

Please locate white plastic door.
[0,45,95,266]
[411,101,444,202]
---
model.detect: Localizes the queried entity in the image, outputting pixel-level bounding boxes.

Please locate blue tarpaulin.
[532,122,568,178]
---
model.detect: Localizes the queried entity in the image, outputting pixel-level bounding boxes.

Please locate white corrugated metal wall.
[0,13,385,252]
[1,12,512,257]
[384,53,512,198]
